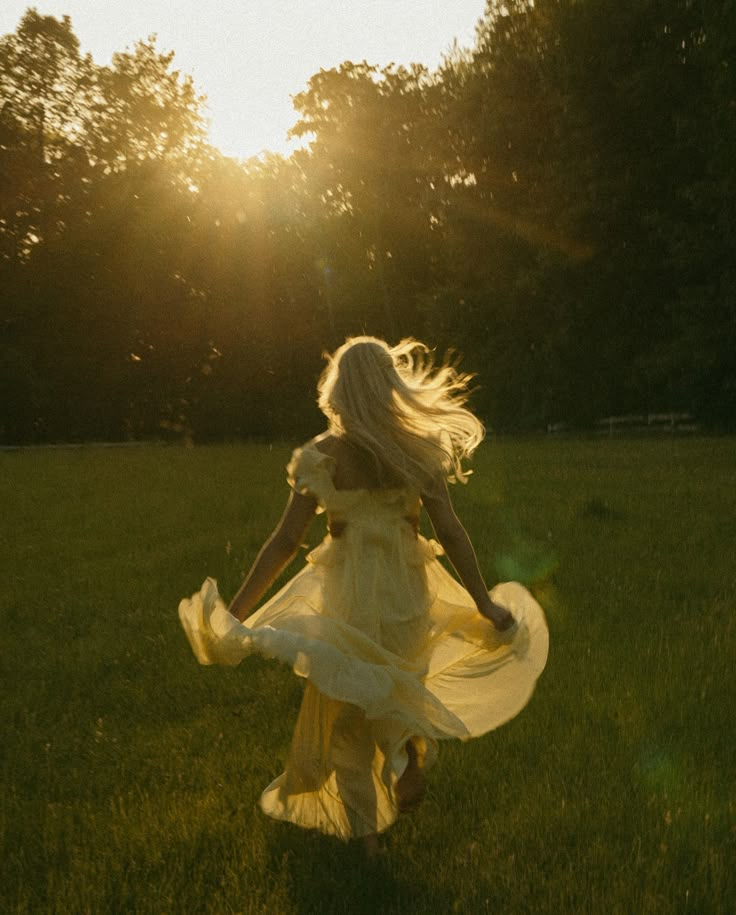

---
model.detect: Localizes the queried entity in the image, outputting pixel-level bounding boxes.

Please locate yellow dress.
[178,443,549,840]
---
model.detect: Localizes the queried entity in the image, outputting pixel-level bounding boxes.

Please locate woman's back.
[286,439,428,655]
[312,433,405,492]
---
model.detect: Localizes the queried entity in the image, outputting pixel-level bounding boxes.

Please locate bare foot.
[362,833,384,859]
[395,739,426,813]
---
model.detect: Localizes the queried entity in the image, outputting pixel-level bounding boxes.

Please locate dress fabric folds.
[178,443,549,840]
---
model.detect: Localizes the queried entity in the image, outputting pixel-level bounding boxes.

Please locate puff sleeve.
[286,445,333,511]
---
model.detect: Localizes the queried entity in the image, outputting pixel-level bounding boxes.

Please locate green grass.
[1,438,734,914]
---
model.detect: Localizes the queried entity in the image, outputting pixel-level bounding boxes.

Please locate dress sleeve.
[286,445,332,509]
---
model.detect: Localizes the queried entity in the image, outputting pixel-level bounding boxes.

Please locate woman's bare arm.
[422,481,514,631]
[228,490,318,622]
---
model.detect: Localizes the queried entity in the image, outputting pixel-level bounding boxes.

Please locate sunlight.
[0,0,486,159]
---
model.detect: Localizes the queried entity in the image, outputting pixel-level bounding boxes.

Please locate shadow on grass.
[266,822,456,915]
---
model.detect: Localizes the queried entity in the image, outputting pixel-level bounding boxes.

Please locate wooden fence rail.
[544,413,700,436]
[595,412,699,436]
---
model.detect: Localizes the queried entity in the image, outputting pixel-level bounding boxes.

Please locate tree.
[1,10,215,441]
[291,62,446,340]
[0,9,96,261]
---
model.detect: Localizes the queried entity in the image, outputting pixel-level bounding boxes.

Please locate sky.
[1,1,487,160]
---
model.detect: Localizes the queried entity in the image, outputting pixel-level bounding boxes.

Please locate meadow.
[1,438,734,914]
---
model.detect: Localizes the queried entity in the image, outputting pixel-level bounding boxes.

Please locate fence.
[595,412,699,436]
[545,413,700,436]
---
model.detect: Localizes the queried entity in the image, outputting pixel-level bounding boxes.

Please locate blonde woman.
[179,336,548,855]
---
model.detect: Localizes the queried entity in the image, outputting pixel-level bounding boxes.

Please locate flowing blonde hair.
[317,336,485,491]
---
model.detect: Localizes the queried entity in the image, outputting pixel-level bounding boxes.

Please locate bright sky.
[1,1,486,160]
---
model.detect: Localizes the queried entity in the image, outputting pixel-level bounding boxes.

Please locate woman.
[179,336,548,853]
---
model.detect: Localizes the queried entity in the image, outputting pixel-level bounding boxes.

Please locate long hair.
[317,336,485,491]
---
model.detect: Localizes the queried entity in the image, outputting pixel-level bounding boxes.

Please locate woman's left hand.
[480,599,516,631]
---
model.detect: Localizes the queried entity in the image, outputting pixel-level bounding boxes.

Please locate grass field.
[1,438,734,914]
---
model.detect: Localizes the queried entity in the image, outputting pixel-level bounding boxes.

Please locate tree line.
[1,1,734,444]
